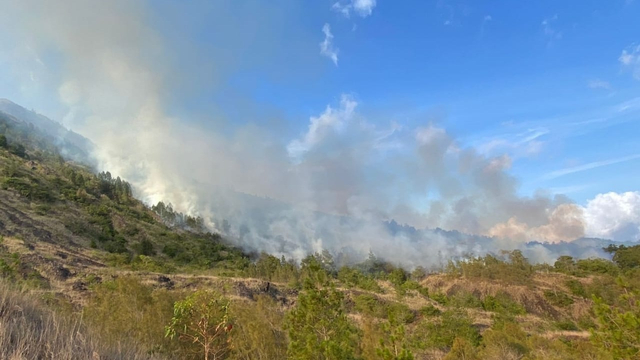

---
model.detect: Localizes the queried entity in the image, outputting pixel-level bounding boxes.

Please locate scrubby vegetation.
[2,110,640,359]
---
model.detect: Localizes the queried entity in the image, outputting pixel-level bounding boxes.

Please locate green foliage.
[353,294,415,324]
[566,279,588,298]
[544,289,575,307]
[554,319,579,331]
[131,255,176,273]
[10,143,26,157]
[244,252,299,284]
[611,245,640,271]
[448,291,483,309]
[447,250,534,285]
[0,134,7,148]
[479,322,530,359]
[482,292,526,315]
[152,201,205,232]
[284,277,360,360]
[591,292,640,359]
[444,338,479,360]
[410,266,427,282]
[412,309,480,351]
[166,290,233,360]
[376,322,414,360]
[354,294,389,318]
[419,304,441,317]
[430,292,449,305]
[338,266,383,293]
[576,258,620,276]
[555,255,620,277]
[397,280,429,298]
[388,268,408,287]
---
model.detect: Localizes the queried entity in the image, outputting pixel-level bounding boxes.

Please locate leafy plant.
[166,290,233,360]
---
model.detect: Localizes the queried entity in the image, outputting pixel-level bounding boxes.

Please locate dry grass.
[0,282,163,360]
[421,274,590,319]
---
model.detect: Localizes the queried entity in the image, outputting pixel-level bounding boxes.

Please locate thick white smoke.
[1,0,621,267]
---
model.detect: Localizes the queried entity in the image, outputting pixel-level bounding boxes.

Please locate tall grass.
[0,283,162,360]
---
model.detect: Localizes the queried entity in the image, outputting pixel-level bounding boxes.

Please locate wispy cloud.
[619,44,640,80]
[549,184,591,195]
[320,24,339,66]
[541,14,562,44]
[476,127,549,158]
[588,79,611,90]
[479,15,492,36]
[542,153,640,181]
[332,0,377,18]
[616,97,640,112]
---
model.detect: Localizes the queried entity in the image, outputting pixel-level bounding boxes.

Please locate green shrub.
[565,279,587,298]
[419,304,441,317]
[554,320,579,331]
[544,290,574,307]
[449,291,483,309]
[413,309,481,350]
[482,292,526,315]
[431,292,449,305]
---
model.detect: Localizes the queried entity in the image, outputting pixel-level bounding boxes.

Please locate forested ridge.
[1,110,640,359]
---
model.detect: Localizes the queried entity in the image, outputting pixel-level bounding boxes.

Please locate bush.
[419,304,441,317]
[565,279,587,298]
[448,250,534,285]
[431,292,449,305]
[166,290,233,360]
[449,291,483,309]
[354,294,388,318]
[353,294,415,324]
[544,290,574,307]
[412,309,481,350]
[482,292,526,315]
[554,319,579,331]
[337,266,383,293]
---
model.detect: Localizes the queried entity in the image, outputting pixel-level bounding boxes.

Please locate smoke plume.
[0,0,606,267]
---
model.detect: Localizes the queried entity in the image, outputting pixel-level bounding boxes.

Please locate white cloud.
[319,24,339,66]
[353,0,377,17]
[332,0,377,18]
[588,79,611,90]
[583,191,640,241]
[287,94,357,158]
[541,15,562,43]
[541,153,640,181]
[619,44,640,80]
[476,128,549,158]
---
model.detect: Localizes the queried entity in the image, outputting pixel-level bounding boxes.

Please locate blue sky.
[1,0,639,243]
[184,0,640,205]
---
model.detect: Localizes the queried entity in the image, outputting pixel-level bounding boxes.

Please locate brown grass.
[0,282,163,360]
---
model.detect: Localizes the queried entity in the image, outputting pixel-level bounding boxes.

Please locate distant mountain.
[0,99,94,163]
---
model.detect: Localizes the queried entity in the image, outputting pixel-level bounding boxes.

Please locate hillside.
[1,104,640,359]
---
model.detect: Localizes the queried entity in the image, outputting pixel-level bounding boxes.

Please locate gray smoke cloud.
[0,0,595,267]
